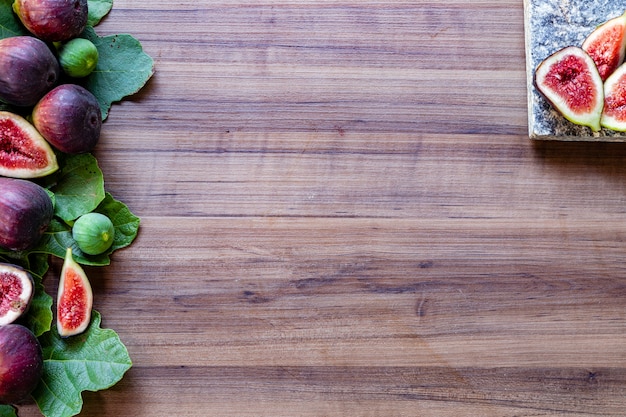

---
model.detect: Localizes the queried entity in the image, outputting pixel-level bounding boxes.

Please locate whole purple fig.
[13,0,88,42]
[0,324,43,404]
[32,84,102,154]
[0,36,59,107]
[0,177,54,251]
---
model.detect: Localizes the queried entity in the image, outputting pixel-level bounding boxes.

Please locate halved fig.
[0,111,58,179]
[582,12,626,81]
[0,177,54,251]
[534,46,604,131]
[0,263,34,326]
[57,247,92,337]
[601,63,626,131]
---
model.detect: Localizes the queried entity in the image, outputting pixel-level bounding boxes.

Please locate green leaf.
[27,280,54,337]
[82,27,154,120]
[87,0,113,26]
[32,193,140,265]
[23,253,53,337]
[52,154,106,222]
[0,0,27,39]
[0,405,17,417]
[33,311,132,417]
[95,192,140,252]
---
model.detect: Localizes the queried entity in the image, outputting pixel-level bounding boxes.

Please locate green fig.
[72,212,115,255]
[57,37,99,78]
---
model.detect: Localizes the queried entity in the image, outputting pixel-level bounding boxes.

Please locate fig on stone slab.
[57,247,93,337]
[0,36,60,107]
[0,324,43,405]
[601,63,626,131]
[0,111,58,179]
[32,83,102,154]
[582,11,626,81]
[0,177,54,251]
[12,0,88,42]
[534,46,604,132]
[0,263,34,326]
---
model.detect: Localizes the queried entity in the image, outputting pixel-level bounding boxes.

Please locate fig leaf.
[31,193,140,266]
[87,0,113,27]
[0,405,17,417]
[32,311,132,417]
[81,26,154,120]
[0,0,27,38]
[50,153,106,222]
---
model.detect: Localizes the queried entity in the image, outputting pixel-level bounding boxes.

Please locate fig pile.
[0,0,152,415]
[534,10,626,132]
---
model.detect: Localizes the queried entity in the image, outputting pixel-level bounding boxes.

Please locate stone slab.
[524,0,626,141]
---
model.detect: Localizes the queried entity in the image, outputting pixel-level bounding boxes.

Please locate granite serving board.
[524,0,626,141]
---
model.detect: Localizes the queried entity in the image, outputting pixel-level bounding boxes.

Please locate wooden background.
[20,0,626,416]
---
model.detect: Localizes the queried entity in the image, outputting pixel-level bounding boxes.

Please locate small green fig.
[57,37,98,78]
[72,212,115,255]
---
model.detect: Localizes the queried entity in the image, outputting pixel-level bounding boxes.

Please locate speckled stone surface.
[524,0,626,141]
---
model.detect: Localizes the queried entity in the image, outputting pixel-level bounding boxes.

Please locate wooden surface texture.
[19,1,626,416]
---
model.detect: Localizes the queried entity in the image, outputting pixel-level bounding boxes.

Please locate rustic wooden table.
[20,0,626,416]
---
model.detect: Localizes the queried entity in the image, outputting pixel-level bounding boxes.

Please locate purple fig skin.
[0,177,53,251]
[0,324,43,404]
[0,36,60,107]
[13,0,88,42]
[33,84,102,154]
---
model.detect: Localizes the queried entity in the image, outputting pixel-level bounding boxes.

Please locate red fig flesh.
[57,247,93,337]
[601,63,626,131]
[582,12,626,81]
[534,46,604,131]
[0,111,58,179]
[0,263,34,326]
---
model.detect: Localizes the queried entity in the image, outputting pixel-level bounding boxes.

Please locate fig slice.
[582,12,626,81]
[0,111,58,178]
[57,247,93,337]
[534,46,604,132]
[0,263,34,326]
[601,63,626,131]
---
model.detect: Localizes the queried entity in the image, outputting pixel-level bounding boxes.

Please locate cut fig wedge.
[534,46,604,132]
[57,247,93,337]
[601,63,626,131]
[582,12,626,81]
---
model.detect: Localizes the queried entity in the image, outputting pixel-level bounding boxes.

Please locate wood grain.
[17,1,626,416]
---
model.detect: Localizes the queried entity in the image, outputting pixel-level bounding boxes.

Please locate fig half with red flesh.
[0,263,34,326]
[0,111,58,179]
[582,12,626,81]
[601,63,626,131]
[534,46,604,132]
